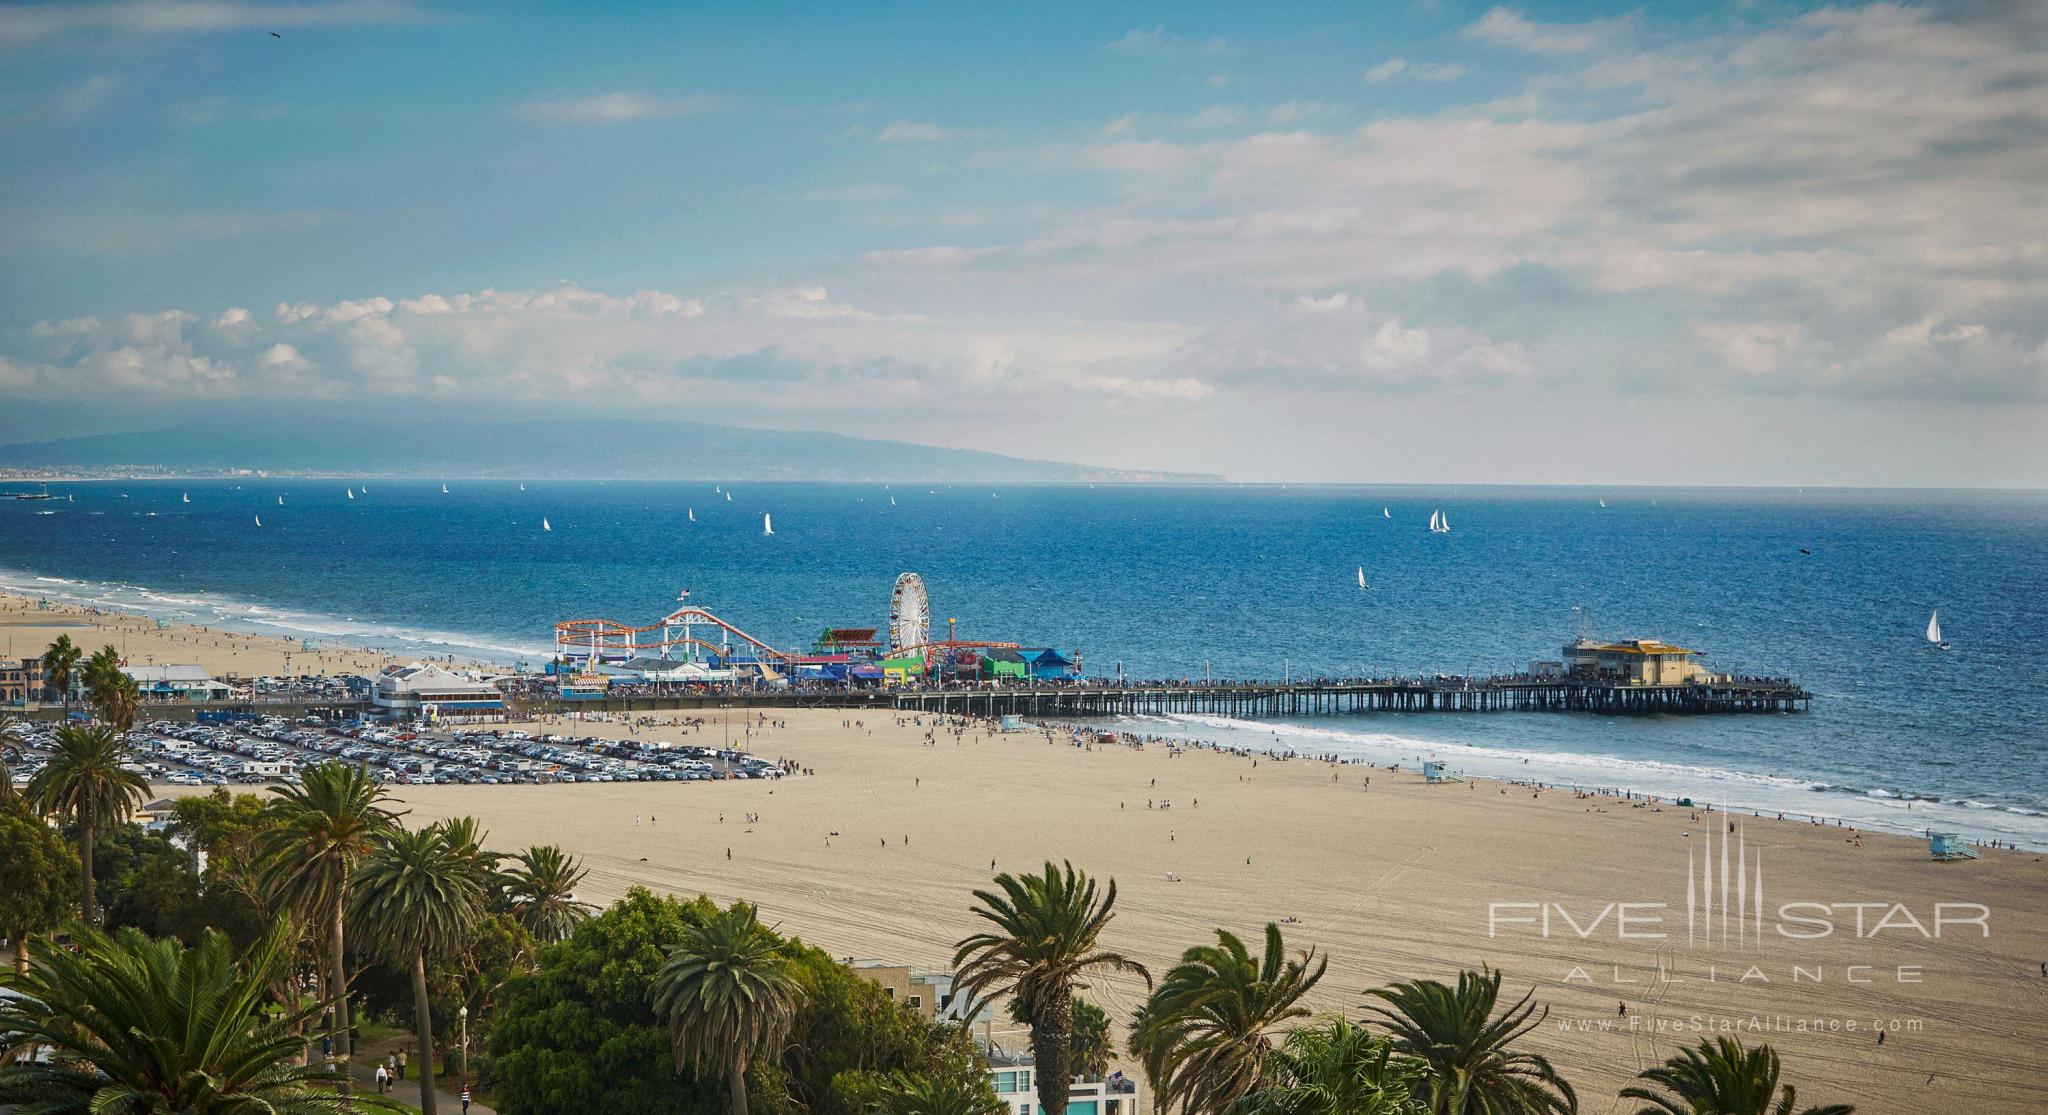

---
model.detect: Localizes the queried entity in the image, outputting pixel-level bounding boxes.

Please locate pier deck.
[887,677,1812,718]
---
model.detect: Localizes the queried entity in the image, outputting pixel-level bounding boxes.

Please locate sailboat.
[1382,507,1390,519]
[890,496,897,507]
[687,508,696,522]
[714,485,722,494]
[762,513,774,536]
[542,518,552,532]
[1598,498,1607,508]
[346,488,355,500]
[1428,510,1451,534]
[725,492,732,502]
[1927,610,1949,651]
[182,492,190,503]
[441,483,449,494]
[253,515,262,527]
[1356,566,1369,590]
[276,496,284,506]
[519,483,526,491]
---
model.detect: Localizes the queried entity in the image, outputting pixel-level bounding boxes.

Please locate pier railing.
[885,676,1812,718]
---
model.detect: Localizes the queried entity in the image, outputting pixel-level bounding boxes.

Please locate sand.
[272,710,2048,1115]
[31,595,2042,1111]
[0,592,493,678]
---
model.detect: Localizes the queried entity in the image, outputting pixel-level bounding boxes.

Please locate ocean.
[3,480,2045,848]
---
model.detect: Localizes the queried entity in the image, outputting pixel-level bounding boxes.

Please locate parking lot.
[4,717,789,791]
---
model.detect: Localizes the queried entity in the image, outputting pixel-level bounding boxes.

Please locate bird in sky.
[270,31,281,38]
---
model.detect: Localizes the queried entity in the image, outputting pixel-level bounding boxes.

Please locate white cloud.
[1106,27,1227,54]
[875,120,950,143]
[1364,58,1466,83]
[516,91,724,124]
[1462,7,1631,54]
[0,0,424,44]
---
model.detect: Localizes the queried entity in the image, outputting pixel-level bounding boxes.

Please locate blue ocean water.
[3,480,2045,846]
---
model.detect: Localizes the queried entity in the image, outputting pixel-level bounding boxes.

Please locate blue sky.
[2,0,2043,485]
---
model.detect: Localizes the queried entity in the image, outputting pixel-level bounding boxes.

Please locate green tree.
[1236,1016,1424,1115]
[490,888,991,1115]
[953,861,1149,1115]
[1365,969,1575,1115]
[350,822,495,1115]
[41,634,81,707]
[25,723,148,926]
[490,887,725,1115]
[260,761,398,1085]
[1129,923,1326,1115]
[502,844,595,943]
[873,1071,1008,1115]
[0,920,350,1113]
[82,645,139,731]
[0,797,80,973]
[650,901,806,1115]
[1620,1038,1853,1115]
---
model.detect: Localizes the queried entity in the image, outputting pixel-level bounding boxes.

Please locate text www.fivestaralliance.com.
[1558,1015,1926,1034]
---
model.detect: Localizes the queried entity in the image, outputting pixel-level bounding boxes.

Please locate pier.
[886,676,1812,719]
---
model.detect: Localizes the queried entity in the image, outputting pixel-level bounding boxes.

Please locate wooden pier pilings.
[888,677,1812,719]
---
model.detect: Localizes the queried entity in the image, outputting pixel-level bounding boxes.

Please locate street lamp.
[457,1004,469,1102]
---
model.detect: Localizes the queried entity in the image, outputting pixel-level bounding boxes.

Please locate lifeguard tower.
[1928,832,1979,861]
[1423,761,1463,784]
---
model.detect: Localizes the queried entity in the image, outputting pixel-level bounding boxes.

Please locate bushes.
[488,887,993,1115]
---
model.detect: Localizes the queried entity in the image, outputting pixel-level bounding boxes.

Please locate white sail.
[762,513,774,536]
[1382,507,1390,518]
[725,492,731,501]
[254,515,262,527]
[182,492,189,503]
[688,508,696,522]
[1356,566,1367,589]
[519,483,526,491]
[1599,498,1607,508]
[346,488,354,499]
[1927,610,1942,644]
[1429,510,1443,532]
[890,496,897,506]
[1442,512,1451,532]
[441,483,449,494]
[276,496,284,505]
[542,518,551,532]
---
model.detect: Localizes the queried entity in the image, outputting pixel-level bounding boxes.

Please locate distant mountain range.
[0,418,1220,483]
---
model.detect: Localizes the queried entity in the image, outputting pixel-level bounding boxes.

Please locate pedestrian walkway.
[349,1058,496,1115]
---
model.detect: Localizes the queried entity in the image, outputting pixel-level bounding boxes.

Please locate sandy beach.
[294,710,2048,1115]
[28,596,2046,1111]
[0,591,492,677]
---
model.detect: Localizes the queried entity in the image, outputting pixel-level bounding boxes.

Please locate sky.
[0,0,2043,486]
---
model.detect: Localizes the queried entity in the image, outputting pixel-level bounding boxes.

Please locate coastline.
[159,710,2048,1114]
[5,565,2043,851]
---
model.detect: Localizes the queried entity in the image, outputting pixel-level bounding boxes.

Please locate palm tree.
[953,861,1149,1115]
[1621,1038,1853,1115]
[259,761,398,1088]
[25,723,148,926]
[0,919,350,1113]
[1005,995,1116,1079]
[650,901,805,1115]
[0,714,22,801]
[875,1069,1008,1115]
[1365,968,1575,1115]
[41,634,81,707]
[502,844,595,943]
[1236,1016,1424,1115]
[349,824,494,1115]
[1129,923,1327,1115]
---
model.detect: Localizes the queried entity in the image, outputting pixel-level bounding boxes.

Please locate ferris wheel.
[889,572,930,653]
